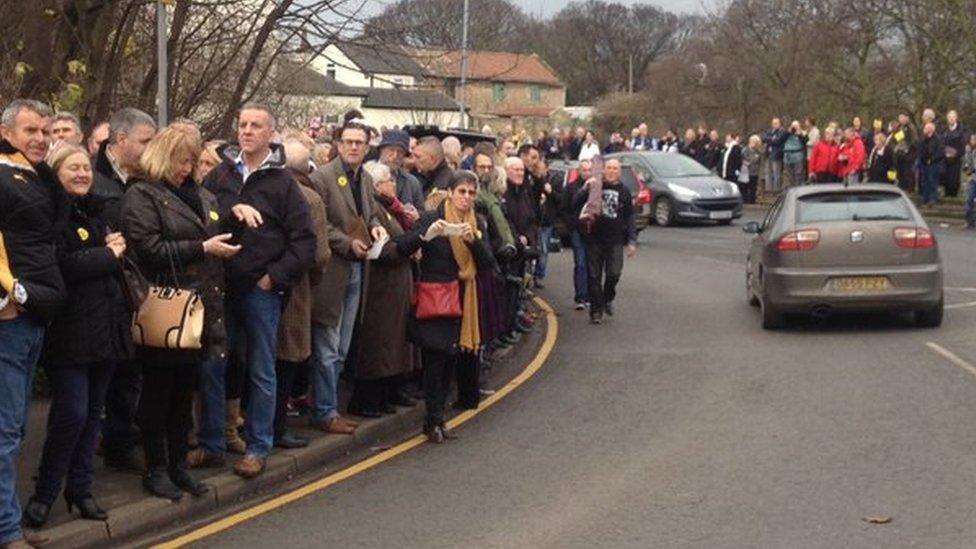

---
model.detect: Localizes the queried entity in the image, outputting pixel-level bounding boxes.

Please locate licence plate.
[831,277,891,291]
[709,210,733,220]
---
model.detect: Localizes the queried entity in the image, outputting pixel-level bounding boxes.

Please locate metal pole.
[628,54,633,94]
[156,0,169,126]
[459,0,470,129]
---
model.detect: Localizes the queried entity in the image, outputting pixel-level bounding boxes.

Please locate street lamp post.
[157,0,173,127]
[458,0,469,129]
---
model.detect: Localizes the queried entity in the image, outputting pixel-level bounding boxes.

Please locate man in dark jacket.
[940,110,968,197]
[721,133,744,183]
[413,136,453,194]
[91,107,157,473]
[204,104,317,478]
[378,130,424,211]
[519,144,560,288]
[573,158,637,324]
[762,118,789,191]
[90,108,157,226]
[0,99,66,549]
[918,122,945,207]
[563,159,592,309]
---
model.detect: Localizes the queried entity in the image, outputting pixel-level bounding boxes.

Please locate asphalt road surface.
[195,214,976,549]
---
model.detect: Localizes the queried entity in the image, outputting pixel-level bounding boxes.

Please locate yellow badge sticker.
[77,227,90,241]
[894,130,905,142]
[209,210,219,222]
[338,176,348,187]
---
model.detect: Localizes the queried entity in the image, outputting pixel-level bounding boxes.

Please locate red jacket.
[808,140,839,176]
[837,137,866,177]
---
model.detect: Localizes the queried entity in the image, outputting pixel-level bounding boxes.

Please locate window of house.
[493,82,506,102]
[529,85,541,104]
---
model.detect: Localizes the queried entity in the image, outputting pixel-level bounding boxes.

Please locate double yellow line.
[156,297,559,548]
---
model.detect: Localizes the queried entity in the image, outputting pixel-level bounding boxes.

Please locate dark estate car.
[744,184,943,330]
[605,151,743,227]
[402,125,496,147]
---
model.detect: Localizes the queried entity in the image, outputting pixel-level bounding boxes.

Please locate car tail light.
[893,227,936,248]
[776,229,820,252]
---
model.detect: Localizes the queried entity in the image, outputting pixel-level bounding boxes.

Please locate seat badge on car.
[850,230,865,243]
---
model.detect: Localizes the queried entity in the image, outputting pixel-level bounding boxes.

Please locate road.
[194,214,976,549]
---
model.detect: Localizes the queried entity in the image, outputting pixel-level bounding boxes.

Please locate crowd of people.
[506,111,975,220]
[0,99,640,548]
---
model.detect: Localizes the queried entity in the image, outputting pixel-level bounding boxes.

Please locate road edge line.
[925,342,976,377]
[153,296,559,548]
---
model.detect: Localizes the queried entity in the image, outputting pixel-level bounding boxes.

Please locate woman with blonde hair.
[23,145,133,528]
[739,135,762,204]
[195,140,224,183]
[119,128,242,501]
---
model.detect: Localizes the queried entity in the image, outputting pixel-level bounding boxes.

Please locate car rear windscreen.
[796,192,913,223]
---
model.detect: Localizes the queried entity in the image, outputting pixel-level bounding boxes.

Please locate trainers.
[574,302,586,311]
[233,454,267,479]
[589,312,603,325]
[605,302,614,316]
[186,449,226,469]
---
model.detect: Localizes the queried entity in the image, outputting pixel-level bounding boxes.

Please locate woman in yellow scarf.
[399,171,496,443]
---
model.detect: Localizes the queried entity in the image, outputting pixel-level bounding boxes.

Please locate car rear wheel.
[915,297,944,328]
[746,272,760,307]
[654,197,674,227]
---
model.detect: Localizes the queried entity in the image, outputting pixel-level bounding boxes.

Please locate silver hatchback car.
[744,184,943,329]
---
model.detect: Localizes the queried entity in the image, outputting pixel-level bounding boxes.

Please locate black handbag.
[120,257,149,311]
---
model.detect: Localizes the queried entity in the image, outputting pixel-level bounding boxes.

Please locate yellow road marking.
[155,297,559,548]
[925,342,976,377]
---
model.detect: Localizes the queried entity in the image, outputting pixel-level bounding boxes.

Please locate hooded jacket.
[203,142,316,296]
[0,139,67,321]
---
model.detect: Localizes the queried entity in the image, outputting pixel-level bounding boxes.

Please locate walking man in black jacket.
[204,104,316,478]
[0,99,67,549]
[573,159,637,324]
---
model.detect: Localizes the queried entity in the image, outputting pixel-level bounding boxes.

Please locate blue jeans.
[197,355,227,455]
[35,361,115,504]
[921,164,941,205]
[965,178,976,227]
[0,316,44,545]
[225,288,283,458]
[311,263,362,422]
[533,225,554,281]
[571,230,589,304]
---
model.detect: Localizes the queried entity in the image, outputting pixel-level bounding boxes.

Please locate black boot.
[143,467,183,501]
[22,497,51,528]
[65,494,108,521]
[169,467,210,498]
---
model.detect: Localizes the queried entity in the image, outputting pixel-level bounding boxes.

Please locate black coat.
[204,143,316,296]
[867,146,894,182]
[120,178,227,363]
[942,124,969,164]
[416,161,454,194]
[502,182,540,246]
[721,144,743,182]
[919,135,946,167]
[41,195,134,367]
[398,205,495,353]
[90,141,127,227]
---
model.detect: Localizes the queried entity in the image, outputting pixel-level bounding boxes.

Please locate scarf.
[444,199,480,352]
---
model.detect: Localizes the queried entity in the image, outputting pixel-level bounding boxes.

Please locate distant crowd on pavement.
[0,96,644,549]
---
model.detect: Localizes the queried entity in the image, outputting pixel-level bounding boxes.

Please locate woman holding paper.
[348,162,418,417]
[397,171,496,443]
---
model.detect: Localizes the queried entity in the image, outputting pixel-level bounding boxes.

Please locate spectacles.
[454,188,478,196]
[341,139,367,147]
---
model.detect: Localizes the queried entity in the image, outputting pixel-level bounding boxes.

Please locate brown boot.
[186,448,226,469]
[225,399,247,454]
[233,454,266,479]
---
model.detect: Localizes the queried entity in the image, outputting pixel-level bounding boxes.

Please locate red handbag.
[414,280,462,320]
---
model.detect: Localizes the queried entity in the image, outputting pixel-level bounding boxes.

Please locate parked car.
[605,151,742,227]
[743,184,943,329]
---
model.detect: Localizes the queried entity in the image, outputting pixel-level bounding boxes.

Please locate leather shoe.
[605,302,615,316]
[317,417,356,435]
[64,494,107,521]
[274,433,309,449]
[424,426,444,444]
[21,498,50,529]
[143,468,183,501]
[233,454,267,479]
[186,449,226,469]
[439,424,459,440]
[169,468,210,497]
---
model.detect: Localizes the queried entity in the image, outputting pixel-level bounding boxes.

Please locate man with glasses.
[309,121,388,434]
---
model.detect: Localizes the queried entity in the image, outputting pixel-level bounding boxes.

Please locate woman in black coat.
[867,133,895,183]
[119,128,240,501]
[398,172,496,443]
[24,146,133,528]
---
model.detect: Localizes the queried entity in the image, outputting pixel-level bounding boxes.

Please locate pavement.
[184,213,976,548]
[15,301,549,548]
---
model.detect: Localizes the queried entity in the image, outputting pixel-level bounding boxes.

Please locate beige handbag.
[131,248,205,350]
